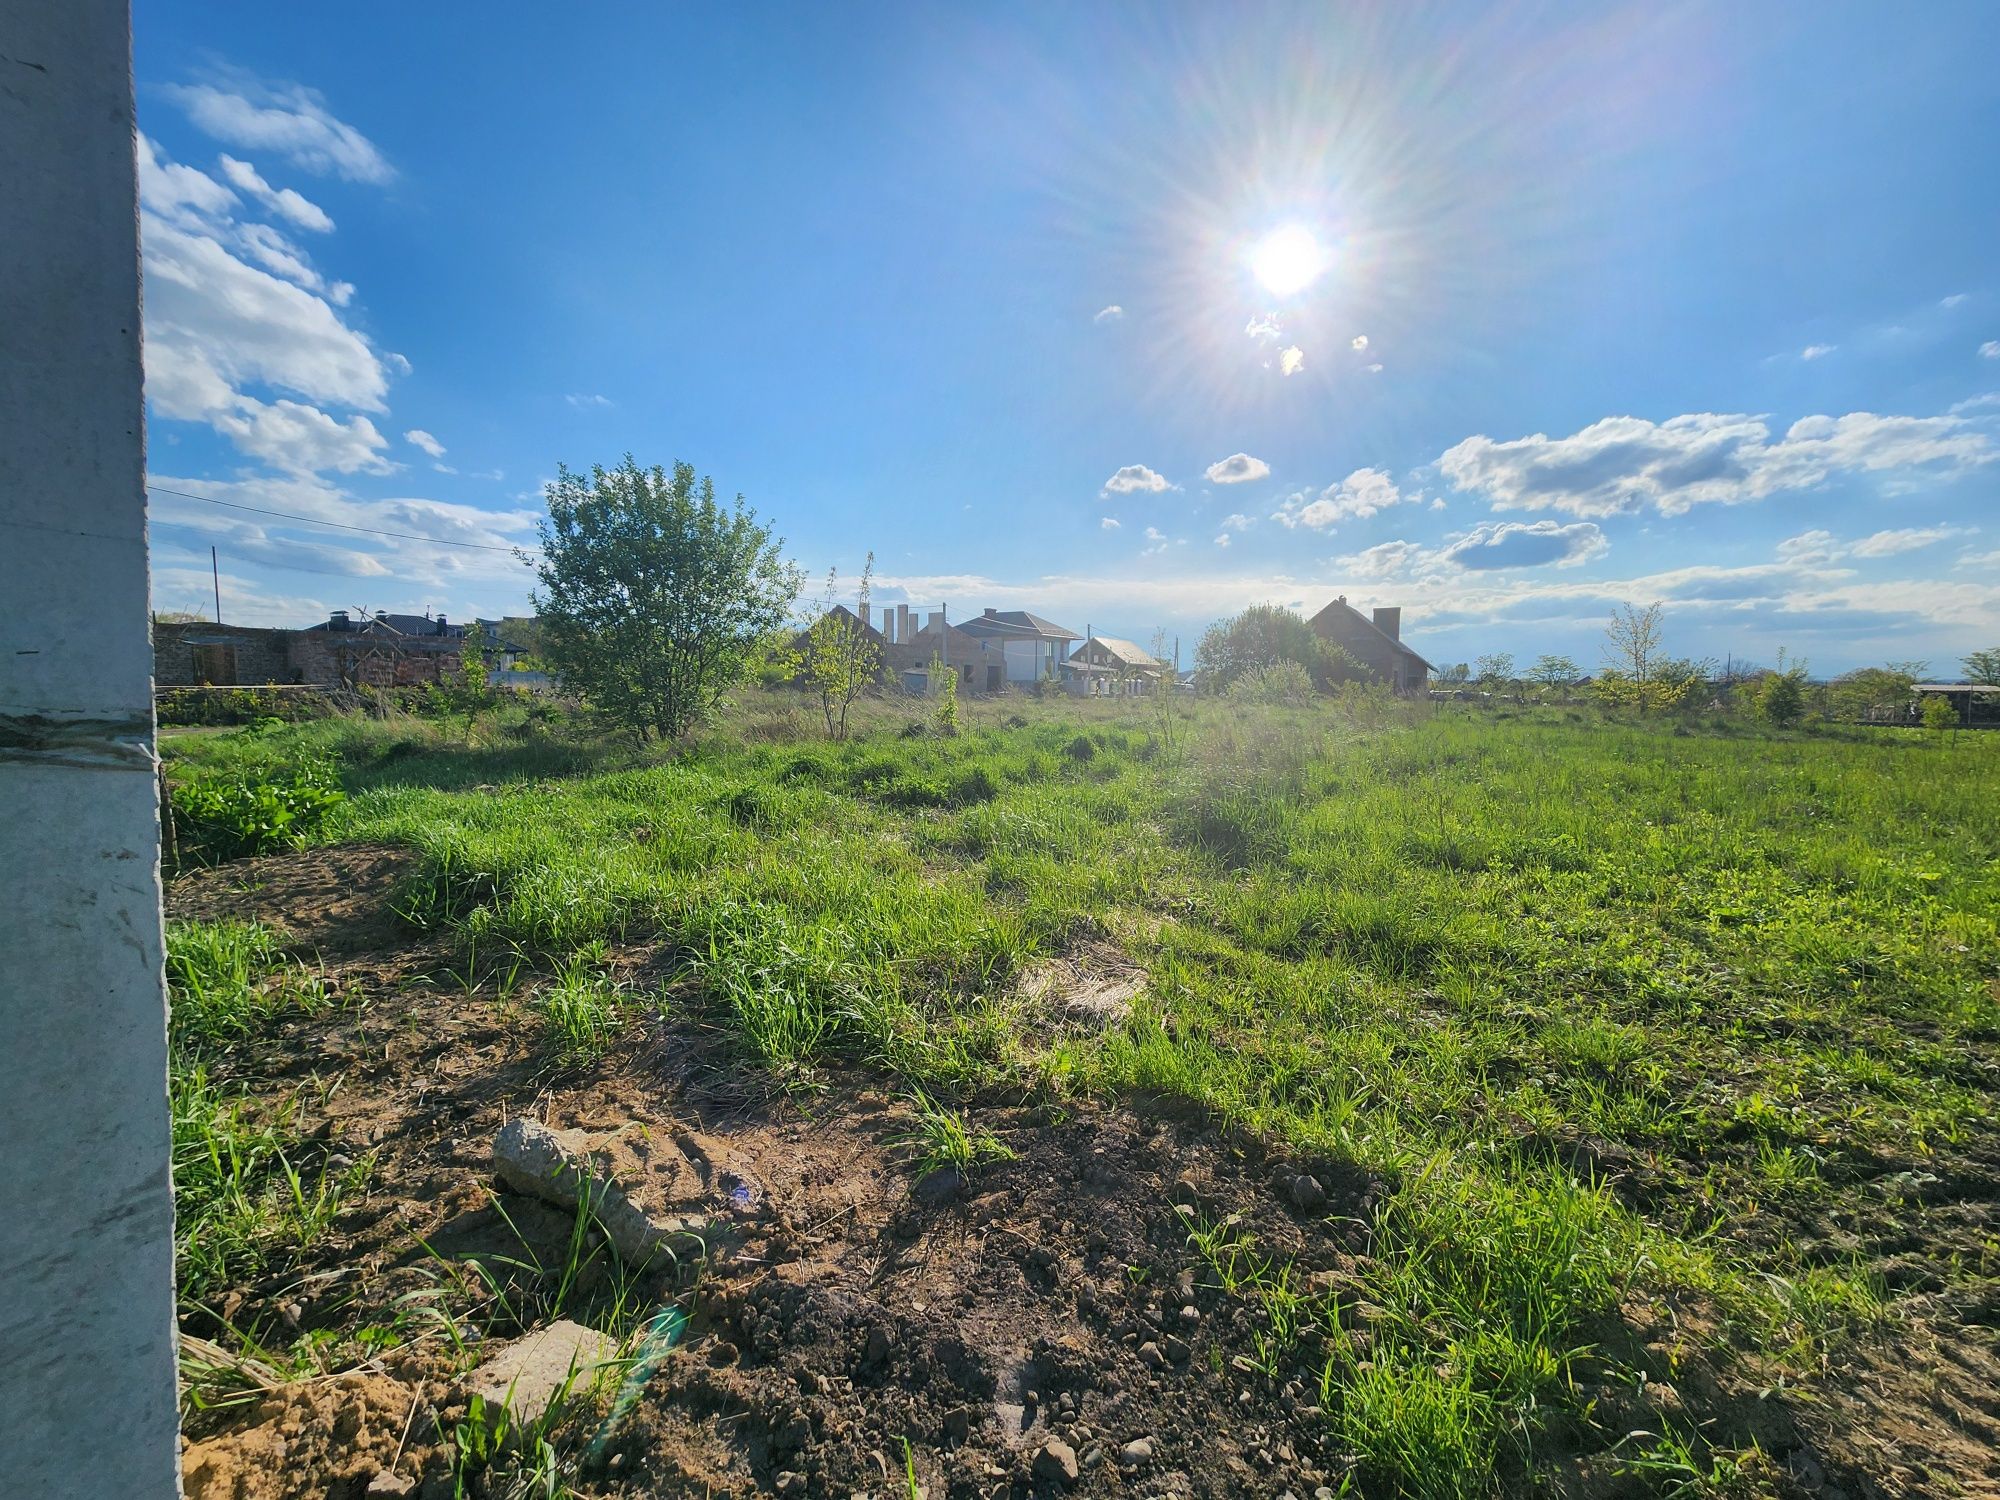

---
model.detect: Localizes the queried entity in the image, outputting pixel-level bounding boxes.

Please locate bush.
[1228,660,1317,707]
[169,758,346,865]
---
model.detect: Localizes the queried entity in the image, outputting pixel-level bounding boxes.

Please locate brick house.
[1307,597,1431,691]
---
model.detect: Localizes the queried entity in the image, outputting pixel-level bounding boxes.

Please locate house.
[1062,635,1166,696]
[1913,682,2000,728]
[153,608,494,692]
[1307,597,1431,691]
[954,609,1080,687]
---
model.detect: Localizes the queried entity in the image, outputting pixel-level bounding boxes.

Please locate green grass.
[162,692,2000,1494]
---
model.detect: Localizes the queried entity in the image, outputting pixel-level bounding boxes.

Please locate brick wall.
[151,622,296,686]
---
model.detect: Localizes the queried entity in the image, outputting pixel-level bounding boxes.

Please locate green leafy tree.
[532,457,801,740]
[1194,604,1361,693]
[1474,653,1516,700]
[1529,654,1581,700]
[932,654,961,736]
[1964,647,2000,685]
[1436,662,1471,685]
[1599,603,1705,714]
[1828,661,1924,721]
[1922,694,1956,736]
[798,554,881,740]
[1754,648,1810,727]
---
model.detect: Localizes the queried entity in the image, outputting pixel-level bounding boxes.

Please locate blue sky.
[138,2,1999,674]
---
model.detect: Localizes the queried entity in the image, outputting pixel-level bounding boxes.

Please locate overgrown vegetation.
[161,691,1999,1493]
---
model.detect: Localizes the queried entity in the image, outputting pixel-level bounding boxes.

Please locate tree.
[1529,654,1581,699]
[932,654,961,736]
[1599,602,1700,714]
[1436,662,1470,685]
[533,457,801,739]
[1828,661,1924,722]
[1922,694,1955,736]
[1964,648,2000,685]
[797,554,881,740]
[1474,653,1516,698]
[1754,648,1809,728]
[1195,604,1361,692]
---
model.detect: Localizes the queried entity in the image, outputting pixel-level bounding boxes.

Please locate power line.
[146,484,534,558]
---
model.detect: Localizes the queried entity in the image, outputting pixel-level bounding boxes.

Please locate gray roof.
[1077,634,1163,669]
[302,612,464,639]
[956,609,1080,641]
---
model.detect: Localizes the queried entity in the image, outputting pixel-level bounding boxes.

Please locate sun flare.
[1248,224,1327,297]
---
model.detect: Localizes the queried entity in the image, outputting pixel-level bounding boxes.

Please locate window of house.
[191,644,237,685]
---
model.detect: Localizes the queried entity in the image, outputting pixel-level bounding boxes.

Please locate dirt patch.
[169,846,2000,1499]
[1019,940,1149,1033]
[169,843,417,954]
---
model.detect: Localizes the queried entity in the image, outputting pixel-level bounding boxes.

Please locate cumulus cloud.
[165,76,392,183]
[212,399,389,474]
[136,134,238,223]
[1204,453,1271,485]
[1213,533,1231,547]
[1351,335,1369,352]
[1141,525,1172,556]
[1094,305,1124,323]
[1246,313,1282,342]
[217,155,334,232]
[1983,342,2000,359]
[1273,468,1405,530]
[1437,410,1993,517]
[1100,517,1120,530]
[1436,519,1609,571]
[1850,525,1966,557]
[1219,513,1254,532]
[1801,344,1836,360]
[1279,346,1305,377]
[1102,464,1172,495]
[404,429,447,459]
[1336,540,1431,580]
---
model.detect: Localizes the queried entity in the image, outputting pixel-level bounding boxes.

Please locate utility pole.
[212,544,222,623]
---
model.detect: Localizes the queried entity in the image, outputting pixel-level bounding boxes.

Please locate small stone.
[466,1319,616,1425]
[1138,1341,1167,1370]
[865,1325,893,1364]
[708,1340,740,1367]
[365,1474,414,1498]
[1033,1439,1080,1485]
[1290,1175,1328,1211]
[1120,1436,1157,1466]
[943,1406,972,1442]
[1178,1305,1200,1327]
[1163,1335,1190,1364]
[913,1165,964,1207]
[775,1473,808,1496]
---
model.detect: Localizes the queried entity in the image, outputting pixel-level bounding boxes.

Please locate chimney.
[898,604,912,641]
[436,613,448,636]
[984,607,997,617]
[1372,607,1401,642]
[859,602,871,630]
[329,609,349,632]
[927,610,943,634]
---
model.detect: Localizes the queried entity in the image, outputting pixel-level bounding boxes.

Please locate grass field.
[163,693,2000,1496]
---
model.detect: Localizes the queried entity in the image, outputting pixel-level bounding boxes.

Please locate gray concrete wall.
[0,3,184,1494]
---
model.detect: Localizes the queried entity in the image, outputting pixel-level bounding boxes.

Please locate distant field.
[163,695,2000,1497]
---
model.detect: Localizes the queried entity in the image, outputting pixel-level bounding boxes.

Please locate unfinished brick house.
[153,610,469,690]
[1307,596,1431,691]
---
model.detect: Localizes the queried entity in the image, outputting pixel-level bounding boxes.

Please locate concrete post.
[0,4,183,1495]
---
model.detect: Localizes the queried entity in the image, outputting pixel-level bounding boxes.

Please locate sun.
[1248,224,1327,297]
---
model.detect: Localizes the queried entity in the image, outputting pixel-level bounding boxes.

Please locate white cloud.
[217,155,334,232]
[1140,525,1173,557]
[165,76,392,183]
[1942,294,1968,309]
[566,392,614,409]
[1213,533,1231,547]
[1246,313,1282,341]
[1273,467,1405,530]
[1102,464,1172,495]
[1849,526,1966,557]
[1351,335,1369,352]
[1204,453,1271,485]
[1094,305,1124,324]
[136,135,237,224]
[1335,540,1432,580]
[1955,547,2000,569]
[1438,409,1993,518]
[1366,362,1383,374]
[1279,346,1305,377]
[1100,517,1121,531]
[1776,530,1843,567]
[1219,513,1254,532]
[213,399,390,475]
[1982,341,2000,359]
[144,213,390,416]
[1801,344,1836,360]
[404,428,447,459]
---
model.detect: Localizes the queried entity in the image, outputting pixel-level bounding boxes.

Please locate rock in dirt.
[1138,1341,1167,1370]
[1034,1438,1081,1485]
[1120,1435,1157,1466]
[466,1319,617,1424]
[913,1165,965,1207]
[365,1473,415,1497]
[492,1116,704,1264]
[1290,1174,1328,1211]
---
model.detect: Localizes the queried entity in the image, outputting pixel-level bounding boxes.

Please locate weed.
[894,1090,1016,1175]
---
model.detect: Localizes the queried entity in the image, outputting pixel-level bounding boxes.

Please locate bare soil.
[173,845,2000,1499]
